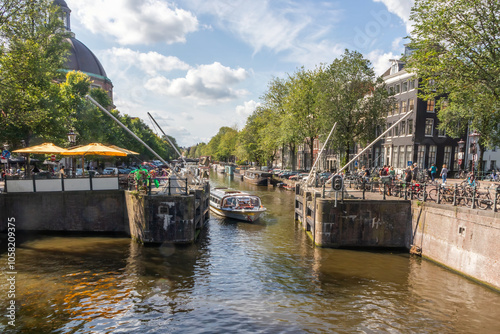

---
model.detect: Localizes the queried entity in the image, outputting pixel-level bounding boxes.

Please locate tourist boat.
[209,187,266,222]
[243,170,272,186]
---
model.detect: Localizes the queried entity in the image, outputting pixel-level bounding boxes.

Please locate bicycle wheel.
[476,193,492,210]
[427,188,437,202]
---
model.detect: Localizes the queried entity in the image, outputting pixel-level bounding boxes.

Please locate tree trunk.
[288,142,296,171]
[309,137,314,172]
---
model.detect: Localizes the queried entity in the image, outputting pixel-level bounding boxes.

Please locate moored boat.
[243,170,272,186]
[209,187,266,222]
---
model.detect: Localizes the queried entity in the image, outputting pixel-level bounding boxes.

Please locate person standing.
[412,163,419,183]
[405,166,412,184]
[440,164,448,184]
[389,166,396,180]
[429,163,437,183]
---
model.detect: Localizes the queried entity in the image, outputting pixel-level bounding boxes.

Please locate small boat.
[209,187,266,222]
[243,170,272,186]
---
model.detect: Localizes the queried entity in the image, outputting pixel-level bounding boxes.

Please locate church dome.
[65,37,108,79]
[53,0,68,8]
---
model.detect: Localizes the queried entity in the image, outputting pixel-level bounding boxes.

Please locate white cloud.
[236,100,260,118]
[103,47,190,76]
[67,0,199,45]
[367,49,398,76]
[373,0,414,33]
[184,0,344,66]
[144,62,249,102]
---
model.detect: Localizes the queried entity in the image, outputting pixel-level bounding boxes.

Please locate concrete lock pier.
[294,183,500,291]
[0,181,210,245]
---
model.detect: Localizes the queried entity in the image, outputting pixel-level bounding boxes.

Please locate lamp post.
[457,139,465,176]
[469,130,480,179]
[2,143,10,174]
[67,129,77,177]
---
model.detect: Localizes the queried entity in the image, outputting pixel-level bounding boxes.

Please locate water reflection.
[0,172,498,333]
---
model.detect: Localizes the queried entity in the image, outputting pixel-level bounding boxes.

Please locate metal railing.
[317,178,500,212]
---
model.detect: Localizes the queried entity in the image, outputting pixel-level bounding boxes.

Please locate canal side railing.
[315,178,500,212]
[3,175,119,193]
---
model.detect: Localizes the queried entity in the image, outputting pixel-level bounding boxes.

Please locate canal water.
[1,172,499,333]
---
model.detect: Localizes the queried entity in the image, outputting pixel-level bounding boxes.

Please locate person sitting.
[467,173,476,187]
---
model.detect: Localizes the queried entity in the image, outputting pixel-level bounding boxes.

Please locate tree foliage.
[0,0,70,147]
[407,0,500,171]
[316,50,391,166]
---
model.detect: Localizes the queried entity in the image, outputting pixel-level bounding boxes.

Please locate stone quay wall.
[295,186,500,290]
[126,184,210,244]
[411,202,500,291]
[0,190,126,233]
[0,182,210,245]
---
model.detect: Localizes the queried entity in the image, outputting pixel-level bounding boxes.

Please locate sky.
[64,0,414,147]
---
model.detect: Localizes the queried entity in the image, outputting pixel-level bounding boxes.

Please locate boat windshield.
[222,196,261,209]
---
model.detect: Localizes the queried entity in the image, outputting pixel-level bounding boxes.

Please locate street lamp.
[67,129,77,176]
[457,139,465,175]
[469,130,481,178]
[67,130,77,145]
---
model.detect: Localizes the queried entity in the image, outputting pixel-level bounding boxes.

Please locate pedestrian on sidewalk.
[429,163,437,182]
[440,164,448,184]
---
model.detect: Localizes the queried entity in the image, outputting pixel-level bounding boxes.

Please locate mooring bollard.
[494,186,499,213]
[383,183,386,200]
[472,185,476,209]
[453,184,457,206]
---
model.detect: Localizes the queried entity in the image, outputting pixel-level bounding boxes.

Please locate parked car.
[102,167,119,175]
[75,168,99,176]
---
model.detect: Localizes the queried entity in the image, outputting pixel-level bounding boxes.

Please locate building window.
[444,146,452,168]
[491,161,497,171]
[438,127,446,137]
[417,145,426,168]
[394,124,399,137]
[425,119,434,136]
[395,84,400,94]
[401,100,407,113]
[409,79,415,90]
[426,99,435,112]
[406,145,413,166]
[409,98,414,112]
[398,146,405,168]
[393,102,399,115]
[389,86,394,95]
[400,121,406,136]
[402,81,408,92]
[408,119,413,135]
[428,145,437,166]
[387,123,392,136]
[393,147,399,168]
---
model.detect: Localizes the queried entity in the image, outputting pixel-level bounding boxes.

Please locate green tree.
[407,0,500,172]
[283,67,322,170]
[317,50,391,167]
[0,0,70,148]
[261,77,294,169]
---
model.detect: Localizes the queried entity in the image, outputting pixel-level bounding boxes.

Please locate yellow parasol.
[13,142,69,154]
[60,143,128,157]
[108,145,140,155]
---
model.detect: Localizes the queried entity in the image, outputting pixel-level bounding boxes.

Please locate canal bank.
[0,181,210,244]
[1,172,500,333]
[294,184,500,291]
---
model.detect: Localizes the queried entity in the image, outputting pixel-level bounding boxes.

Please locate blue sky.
[65,0,413,147]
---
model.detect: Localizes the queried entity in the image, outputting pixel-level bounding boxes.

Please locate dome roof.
[64,37,108,80]
[53,0,69,9]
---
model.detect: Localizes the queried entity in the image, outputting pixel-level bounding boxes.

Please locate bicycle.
[427,183,458,204]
